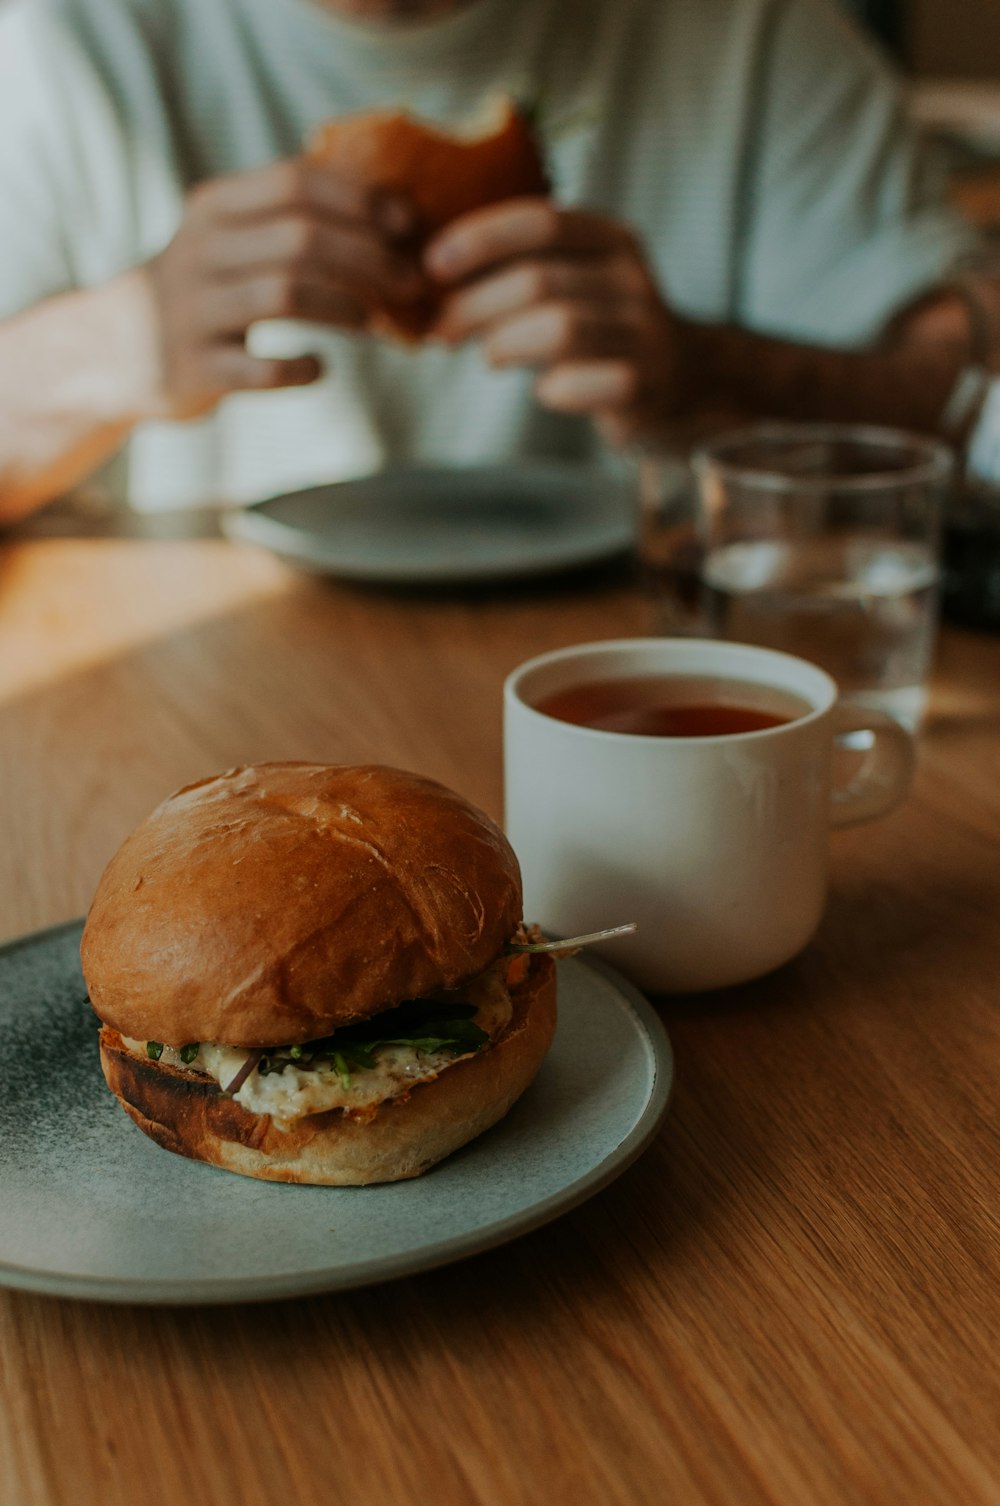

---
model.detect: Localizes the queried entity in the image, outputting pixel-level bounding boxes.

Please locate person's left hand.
[425,198,681,449]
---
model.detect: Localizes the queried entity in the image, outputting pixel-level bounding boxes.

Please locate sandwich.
[81,762,556,1185]
[307,95,548,338]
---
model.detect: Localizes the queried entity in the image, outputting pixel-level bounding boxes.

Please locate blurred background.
[857,0,1000,630]
[852,0,1000,201]
[847,0,1000,71]
[884,0,1000,76]
[850,0,1000,195]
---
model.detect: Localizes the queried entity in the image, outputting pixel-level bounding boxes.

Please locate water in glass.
[701,535,939,730]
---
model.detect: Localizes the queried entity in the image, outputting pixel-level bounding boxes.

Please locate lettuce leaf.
[256,999,489,1084]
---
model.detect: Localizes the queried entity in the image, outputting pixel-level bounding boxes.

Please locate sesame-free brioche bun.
[81,763,523,1048]
[307,95,548,338]
[97,955,555,1185]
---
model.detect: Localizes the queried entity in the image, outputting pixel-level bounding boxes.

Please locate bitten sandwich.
[307,95,548,338]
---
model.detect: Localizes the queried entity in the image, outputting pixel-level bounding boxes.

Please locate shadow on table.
[296,550,639,609]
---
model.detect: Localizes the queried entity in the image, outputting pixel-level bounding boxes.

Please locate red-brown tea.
[533,674,810,737]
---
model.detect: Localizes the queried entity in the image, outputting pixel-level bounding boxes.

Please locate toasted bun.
[307,95,548,338]
[98,955,556,1184]
[81,763,523,1048]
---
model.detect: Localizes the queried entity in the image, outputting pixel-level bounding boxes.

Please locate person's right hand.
[143,157,426,415]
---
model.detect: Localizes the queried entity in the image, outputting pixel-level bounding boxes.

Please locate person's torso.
[15,0,802,506]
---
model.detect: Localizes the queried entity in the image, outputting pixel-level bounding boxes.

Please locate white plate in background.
[222,463,635,584]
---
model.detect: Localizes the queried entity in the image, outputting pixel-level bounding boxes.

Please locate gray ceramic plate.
[0,922,672,1305]
[222,463,634,584]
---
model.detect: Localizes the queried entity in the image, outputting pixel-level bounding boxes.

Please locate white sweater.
[0,0,973,507]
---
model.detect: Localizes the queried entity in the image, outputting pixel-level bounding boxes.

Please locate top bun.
[307,95,548,338]
[81,764,523,1049]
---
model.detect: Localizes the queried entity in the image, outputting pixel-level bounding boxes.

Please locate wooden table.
[2,532,1000,1506]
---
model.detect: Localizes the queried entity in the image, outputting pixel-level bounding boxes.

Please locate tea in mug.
[533,674,812,737]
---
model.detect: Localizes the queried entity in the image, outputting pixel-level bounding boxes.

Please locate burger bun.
[81,763,524,1049]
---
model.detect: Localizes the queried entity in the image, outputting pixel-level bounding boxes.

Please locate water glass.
[685,425,953,729]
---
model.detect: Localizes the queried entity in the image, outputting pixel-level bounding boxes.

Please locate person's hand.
[425,199,682,449]
[143,157,427,415]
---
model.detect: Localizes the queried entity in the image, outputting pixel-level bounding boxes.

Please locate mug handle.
[829,704,916,828]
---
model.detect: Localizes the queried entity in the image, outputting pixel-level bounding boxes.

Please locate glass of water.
[689,424,953,730]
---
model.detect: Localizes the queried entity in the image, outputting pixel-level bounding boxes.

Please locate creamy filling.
[121,961,514,1131]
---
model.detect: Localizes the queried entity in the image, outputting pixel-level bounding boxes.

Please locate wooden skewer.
[508,923,638,955]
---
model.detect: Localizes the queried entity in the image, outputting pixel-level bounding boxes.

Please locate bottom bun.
[98,955,556,1184]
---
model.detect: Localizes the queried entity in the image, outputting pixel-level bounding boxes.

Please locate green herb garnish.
[179,1043,200,1064]
[146,1041,164,1061]
[253,999,489,1088]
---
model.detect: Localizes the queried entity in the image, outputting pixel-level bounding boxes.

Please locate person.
[0,0,993,521]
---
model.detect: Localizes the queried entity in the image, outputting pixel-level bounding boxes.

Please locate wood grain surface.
[1,535,999,1506]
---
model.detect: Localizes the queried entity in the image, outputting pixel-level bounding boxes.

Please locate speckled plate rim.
[221,462,635,585]
[0,921,673,1306]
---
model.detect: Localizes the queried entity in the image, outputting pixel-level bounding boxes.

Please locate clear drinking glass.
[635,454,704,635]
[685,424,954,730]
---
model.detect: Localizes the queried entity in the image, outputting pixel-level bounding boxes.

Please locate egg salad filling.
[121,958,516,1130]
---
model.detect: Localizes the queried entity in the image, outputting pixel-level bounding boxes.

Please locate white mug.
[503,638,914,994]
